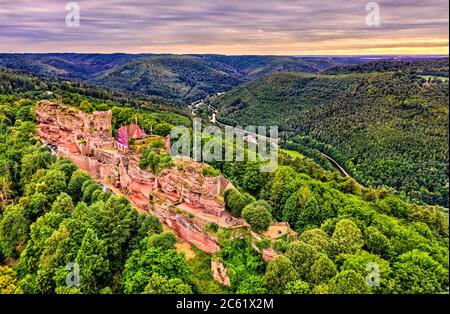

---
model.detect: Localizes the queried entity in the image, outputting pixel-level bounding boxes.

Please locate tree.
[410,205,449,238]
[285,241,320,281]
[339,178,362,196]
[68,170,91,202]
[340,251,393,293]
[312,284,330,294]
[81,181,102,204]
[236,275,267,294]
[216,234,266,287]
[143,274,192,294]
[378,196,410,219]
[17,274,37,294]
[0,205,29,258]
[97,196,138,267]
[35,222,74,294]
[261,166,298,220]
[55,286,81,294]
[365,226,392,259]
[264,255,299,294]
[392,250,447,294]
[136,214,163,238]
[284,280,310,294]
[242,162,264,196]
[51,193,74,215]
[20,150,55,183]
[224,189,255,217]
[331,219,364,255]
[17,211,67,274]
[139,151,172,175]
[0,266,19,294]
[296,196,323,230]
[0,175,12,206]
[154,122,172,136]
[148,232,177,250]
[79,100,94,113]
[299,228,330,253]
[241,200,272,232]
[282,186,311,228]
[34,170,67,203]
[72,229,110,294]
[50,159,77,184]
[16,104,35,122]
[329,270,371,294]
[310,255,337,285]
[121,247,189,294]
[27,192,49,218]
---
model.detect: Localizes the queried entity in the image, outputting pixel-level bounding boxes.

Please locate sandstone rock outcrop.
[211,259,231,287]
[36,101,244,254]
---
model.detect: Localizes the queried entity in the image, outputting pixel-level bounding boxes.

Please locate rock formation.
[211,259,231,287]
[35,101,246,254]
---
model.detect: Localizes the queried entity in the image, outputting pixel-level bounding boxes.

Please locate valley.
[212,62,449,207]
[193,92,380,190]
[0,54,448,295]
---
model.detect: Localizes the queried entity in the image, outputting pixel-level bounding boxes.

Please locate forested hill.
[0,66,189,114]
[0,54,378,103]
[322,57,449,77]
[1,91,449,294]
[1,58,449,295]
[0,53,137,80]
[213,60,449,207]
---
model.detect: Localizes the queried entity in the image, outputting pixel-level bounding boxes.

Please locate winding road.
[192,94,365,187]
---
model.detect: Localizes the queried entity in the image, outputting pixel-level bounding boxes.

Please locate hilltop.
[213,59,449,207]
[0,54,377,103]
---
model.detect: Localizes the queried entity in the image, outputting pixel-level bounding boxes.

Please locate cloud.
[0,0,448,54]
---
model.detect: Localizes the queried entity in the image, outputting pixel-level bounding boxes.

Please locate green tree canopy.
[264,255,299,294]
[143,273,192,294]
[241,200,272,232]
[331,219,364,255]
[329,270,371,294]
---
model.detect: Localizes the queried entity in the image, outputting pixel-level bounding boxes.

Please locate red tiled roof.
[128,123,146,139]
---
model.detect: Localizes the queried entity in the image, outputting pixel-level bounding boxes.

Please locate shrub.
[241,201,272,232]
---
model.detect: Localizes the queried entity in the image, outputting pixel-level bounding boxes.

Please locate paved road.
[192,95,365,187]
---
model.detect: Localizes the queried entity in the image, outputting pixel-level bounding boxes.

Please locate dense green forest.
[323,58,449,77]
[91,56,243,102]
[0,94,229,294]
[213,59,449,208]
[1,56,449,295]
[1,96,448,294]
[0,54,378,103]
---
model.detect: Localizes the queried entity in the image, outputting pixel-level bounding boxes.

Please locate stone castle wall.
[35,101,242,254]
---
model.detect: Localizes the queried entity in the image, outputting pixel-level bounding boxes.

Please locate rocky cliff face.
[35,101,244,254]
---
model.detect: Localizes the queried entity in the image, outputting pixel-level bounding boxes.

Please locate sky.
[0,0,448,55]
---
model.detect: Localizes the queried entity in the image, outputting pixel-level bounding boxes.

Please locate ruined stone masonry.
[35,100,283,286]
[35,100,247,255]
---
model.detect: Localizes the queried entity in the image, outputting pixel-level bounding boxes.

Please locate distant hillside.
[192,55,366,79]
[323,57,449,77]
[213,59,449,207]
[0,66,190,121]
[90,55,244,102]
[0,53,137,79]
[0,54,371,102]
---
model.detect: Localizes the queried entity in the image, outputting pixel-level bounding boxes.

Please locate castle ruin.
[35,101,246,254]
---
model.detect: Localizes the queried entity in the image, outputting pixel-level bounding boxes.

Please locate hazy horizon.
[0,52,448,57]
